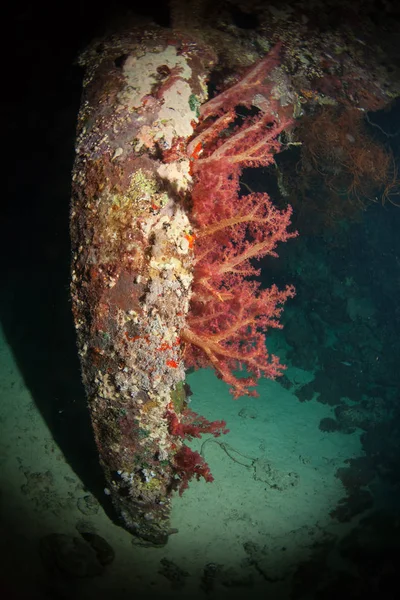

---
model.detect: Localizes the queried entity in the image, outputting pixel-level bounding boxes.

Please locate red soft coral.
[194,42,283,121]
[173,445,214,496]
[167,408,228,494]
[182,280,295,398]
[167,408,229,439]
[183,44,297,397]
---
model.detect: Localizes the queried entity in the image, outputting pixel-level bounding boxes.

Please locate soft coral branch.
[183,43,297,397]
[167,409,229,494]
[173,446,214,496]
[167,408,229,439]
[195,114,290,170]
[198,42,283,121]
[182,281,295,398]
[197,192,295,267]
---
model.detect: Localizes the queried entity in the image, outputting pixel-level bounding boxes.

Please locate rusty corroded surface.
[70,26,215,545]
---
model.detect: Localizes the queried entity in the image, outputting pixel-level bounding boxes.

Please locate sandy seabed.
[0,323,362,600]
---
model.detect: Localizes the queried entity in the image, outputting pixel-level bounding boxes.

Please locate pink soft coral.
[182,279,295,398]
[182,44,297,398]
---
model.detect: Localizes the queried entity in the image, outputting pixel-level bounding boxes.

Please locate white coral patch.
[118,45,192,111]
[157,159,191,192]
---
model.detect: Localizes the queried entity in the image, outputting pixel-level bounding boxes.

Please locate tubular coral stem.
[199,42,283,120]
[195,116,290,168]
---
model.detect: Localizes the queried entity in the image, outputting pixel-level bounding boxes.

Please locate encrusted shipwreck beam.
[70,27,215,546]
